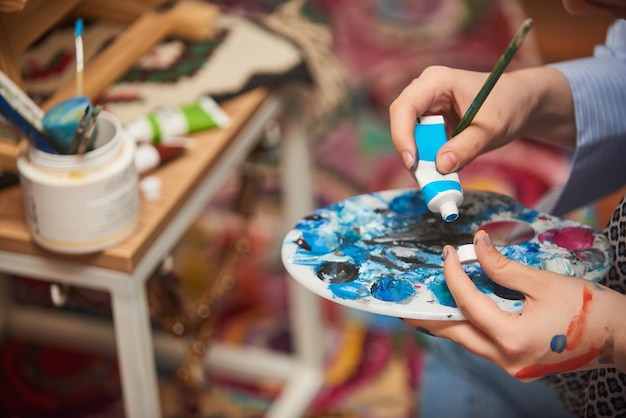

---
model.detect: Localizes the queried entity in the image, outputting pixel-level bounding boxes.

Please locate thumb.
[436,126,490,174]
[473,230,542,295]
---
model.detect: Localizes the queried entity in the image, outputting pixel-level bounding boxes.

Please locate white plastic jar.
[17,111,140,254]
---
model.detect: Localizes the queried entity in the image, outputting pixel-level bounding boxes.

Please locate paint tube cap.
[439,201,459,222]
[134,143,160,174]
[456,244,477,264]
[140,176,162,201]
[124,118,154,142]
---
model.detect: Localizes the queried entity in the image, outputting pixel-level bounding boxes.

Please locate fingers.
[472,230,544,295]
[389,66,497,174]
[436,125,489,173]
[389,81,427,170]
[402,317,509,366]
[443,244,512,326]
[403,318,485,342]
[389,66,459,170]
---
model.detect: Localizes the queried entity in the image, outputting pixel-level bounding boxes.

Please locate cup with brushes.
[42,95,103,155]
[16,93,141,254]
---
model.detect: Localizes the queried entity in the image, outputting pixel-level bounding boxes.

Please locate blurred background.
[0,1,619,417]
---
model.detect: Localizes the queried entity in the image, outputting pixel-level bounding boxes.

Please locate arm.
[389,19,626,210]
[548,19,626,215]
[403,230,626,380]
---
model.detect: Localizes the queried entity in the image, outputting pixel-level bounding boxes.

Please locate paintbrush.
[75,18,84,96]
[77,105,102,155]
[0,69,59,153]
[452,18,533,137]
[68,105,91,154]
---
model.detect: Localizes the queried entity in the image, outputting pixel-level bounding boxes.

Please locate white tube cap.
[140,176,162,201]
[456,244,477,264]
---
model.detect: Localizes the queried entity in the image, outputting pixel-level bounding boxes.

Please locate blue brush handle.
[0,95,59,154]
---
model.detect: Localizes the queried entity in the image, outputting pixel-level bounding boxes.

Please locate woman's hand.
[403,230,626,380]
[389,65,576,174]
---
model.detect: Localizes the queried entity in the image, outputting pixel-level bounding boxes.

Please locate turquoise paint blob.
[371,277,415,302]
[329,282,370,299]
[42,96,93,154]
[301,229,340,254]
[429,281,457,307]
[550,334,567,353]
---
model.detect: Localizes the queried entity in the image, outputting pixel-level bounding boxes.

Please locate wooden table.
[0,87,324,418]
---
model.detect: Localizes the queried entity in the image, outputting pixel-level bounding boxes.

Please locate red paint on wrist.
[566,286,593,350]
[515,347,599,379]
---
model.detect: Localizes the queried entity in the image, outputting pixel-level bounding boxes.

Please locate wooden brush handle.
[42,1,219,110]
[71,0,168,26]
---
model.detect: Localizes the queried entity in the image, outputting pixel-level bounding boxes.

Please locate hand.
[389,65,576,174]
[403,230,626,380]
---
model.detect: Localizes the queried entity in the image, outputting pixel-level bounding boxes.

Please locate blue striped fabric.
[547,19,626,215]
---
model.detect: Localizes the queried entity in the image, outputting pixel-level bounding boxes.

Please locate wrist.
[511,67,576,149]
[595,285,626,372]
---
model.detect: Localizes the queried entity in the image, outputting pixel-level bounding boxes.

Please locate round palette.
[281,189,613,320]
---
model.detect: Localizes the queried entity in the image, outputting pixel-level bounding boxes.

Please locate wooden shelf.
[0,88,271,272]
[0,0,220,172]
[0,140,19,172]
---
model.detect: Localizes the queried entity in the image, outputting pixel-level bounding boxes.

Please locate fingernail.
[402,151,417,171]
[416,327,434,336]
[481,233,492,248]
[437,152,458,173]
[442,247,449,260]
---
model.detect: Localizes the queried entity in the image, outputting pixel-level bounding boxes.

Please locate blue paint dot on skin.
[551,334,567,353]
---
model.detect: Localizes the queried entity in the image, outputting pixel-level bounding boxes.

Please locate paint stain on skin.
[517,339,616,379]
[515,346,600,379]
[550,335,567,353]
[416,327,434,336]
[598,338,615,364]
[522,286,603,377]
[565,286,593,350]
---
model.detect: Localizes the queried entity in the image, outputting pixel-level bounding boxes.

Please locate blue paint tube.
[413,115,463,222]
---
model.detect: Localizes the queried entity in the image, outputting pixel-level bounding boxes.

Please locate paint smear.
[515,346,599,379]
[538,226,595,251]
[565,287,593,350]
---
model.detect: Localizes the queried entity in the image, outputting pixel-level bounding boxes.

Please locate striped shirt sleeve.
[547,19,626,216]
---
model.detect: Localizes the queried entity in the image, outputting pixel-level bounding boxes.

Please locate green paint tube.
[124,96,231,144]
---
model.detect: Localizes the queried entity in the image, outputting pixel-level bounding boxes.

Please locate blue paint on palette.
[281,189,613,320]
[371,277,416,302]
